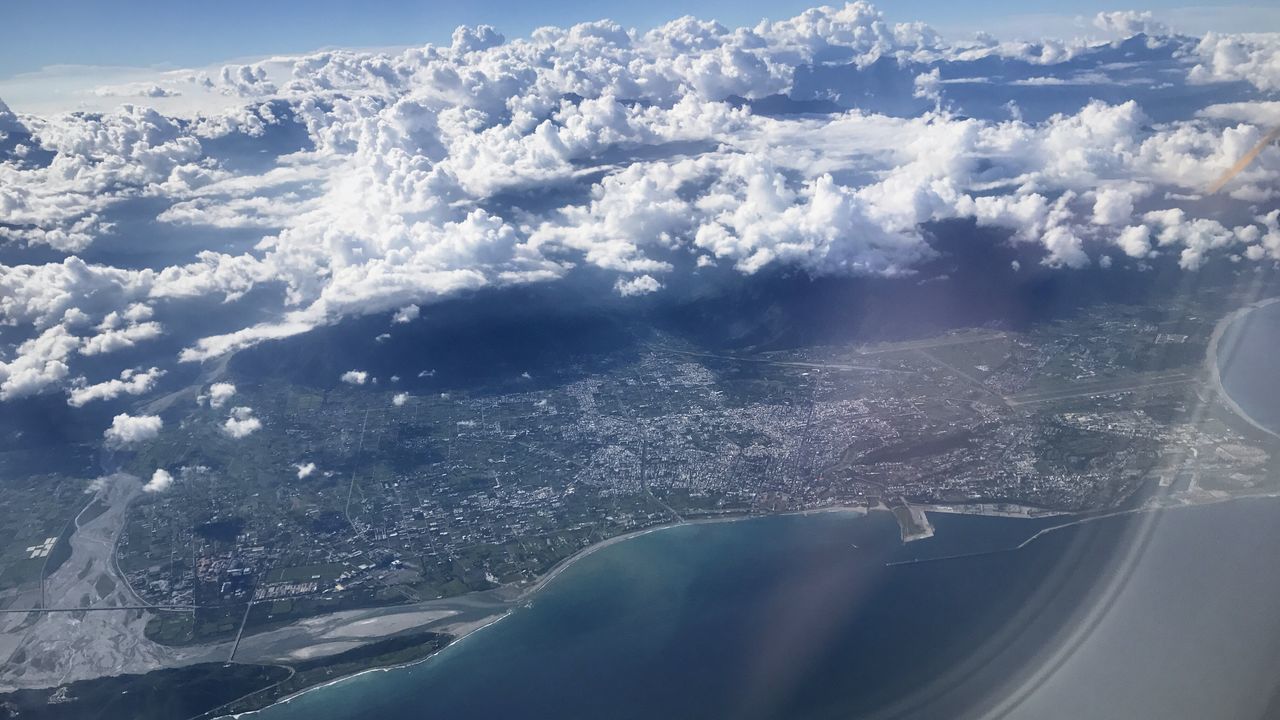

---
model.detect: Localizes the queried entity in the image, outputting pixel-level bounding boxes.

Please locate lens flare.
[1208,126,1280,195]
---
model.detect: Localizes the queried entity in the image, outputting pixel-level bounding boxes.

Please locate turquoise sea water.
[236,499,1277,720]
[240,499,1280,719]
[231,303,1280,720]
[243,495,1280,720]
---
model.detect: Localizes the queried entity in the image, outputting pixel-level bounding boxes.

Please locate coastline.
[193,300,1280,717]
[225,611,513,720]
[1206,297,1280,441]
[229,491,1280,719]
[223,498,1117,717]
[129,299,1280,717]
[517,505,868,600]
[221,505,869,719]
[453,296,1280,661]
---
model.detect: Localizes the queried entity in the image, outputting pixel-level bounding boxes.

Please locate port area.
[885,498,935,542]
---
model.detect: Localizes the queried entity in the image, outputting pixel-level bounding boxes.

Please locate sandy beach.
[519,505,868,599]
[235,297,1280,714]
[220,505,872,718]
[1206,297,1280,441]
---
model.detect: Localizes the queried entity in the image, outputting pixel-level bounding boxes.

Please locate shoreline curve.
[223,505,868,719]
[1206,297,1280,441]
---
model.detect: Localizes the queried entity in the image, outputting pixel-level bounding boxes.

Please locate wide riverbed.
[233,498,1280,720]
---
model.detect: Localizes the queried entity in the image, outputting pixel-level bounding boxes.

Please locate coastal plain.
[1,286,1279,718]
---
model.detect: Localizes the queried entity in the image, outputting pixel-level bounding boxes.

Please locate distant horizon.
[2,0,1278,405]
[4,1,1279,116]
[2,1,1277,79]
[3,3,1280,717]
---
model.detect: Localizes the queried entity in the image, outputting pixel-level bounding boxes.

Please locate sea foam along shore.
[517,505,867,599]
[211,299,1280,719]
[226,505,868,719]
[1206,297,1280,441]
[223,486,1247,719]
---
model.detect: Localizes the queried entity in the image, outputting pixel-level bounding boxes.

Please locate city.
[101,292,1275,645]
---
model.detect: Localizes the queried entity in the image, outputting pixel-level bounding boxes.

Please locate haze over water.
[1218,300,1280,437]
[238,499,1280,720]
[221,305,1280,720]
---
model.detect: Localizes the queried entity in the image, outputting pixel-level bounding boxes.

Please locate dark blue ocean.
[237,500,1280,720]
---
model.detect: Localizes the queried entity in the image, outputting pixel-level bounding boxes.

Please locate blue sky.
[2,0,1274,80]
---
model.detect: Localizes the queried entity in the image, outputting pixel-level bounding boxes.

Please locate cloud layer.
[1,2,1278,408]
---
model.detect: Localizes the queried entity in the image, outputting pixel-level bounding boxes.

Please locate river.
[233,497,1280,720]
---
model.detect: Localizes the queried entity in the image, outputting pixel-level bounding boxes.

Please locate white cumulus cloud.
[341,370,369,385]
[68,367,165,406]
[1,3,1278,401]
[615,275,664,296]
[392,304,420,323]
[143,468,174,493]
[104,413,163,448]
[223,406,262,438]
[206,382,236,408]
